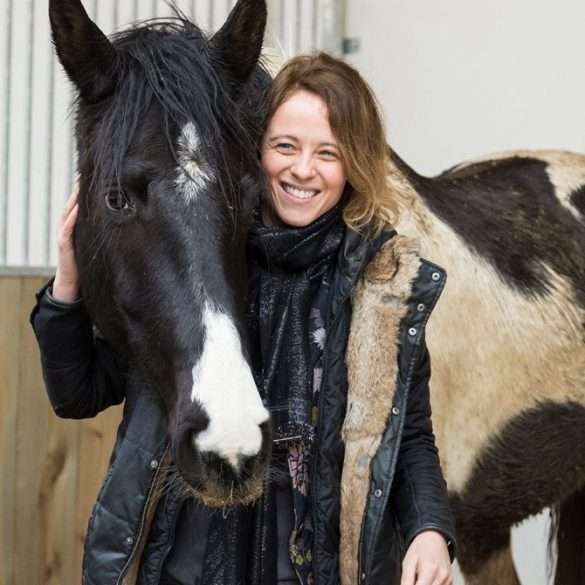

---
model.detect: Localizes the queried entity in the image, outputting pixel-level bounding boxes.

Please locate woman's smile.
[280,181,320,201]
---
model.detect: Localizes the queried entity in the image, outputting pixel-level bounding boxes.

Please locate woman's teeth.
[282,182,318,199]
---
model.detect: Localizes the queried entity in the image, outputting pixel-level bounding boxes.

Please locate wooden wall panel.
[0,277,21,584]
[0,276,122,585]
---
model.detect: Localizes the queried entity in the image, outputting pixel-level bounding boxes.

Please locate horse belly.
[421,220,585,495]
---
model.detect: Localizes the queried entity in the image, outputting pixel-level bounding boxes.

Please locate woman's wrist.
[53,274,80,303]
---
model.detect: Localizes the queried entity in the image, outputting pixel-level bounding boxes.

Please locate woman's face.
[261,90,347,227]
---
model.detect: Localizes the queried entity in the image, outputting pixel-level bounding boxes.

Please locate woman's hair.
[263,52,398,234]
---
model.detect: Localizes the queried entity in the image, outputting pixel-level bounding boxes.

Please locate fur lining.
[340,235,422,585]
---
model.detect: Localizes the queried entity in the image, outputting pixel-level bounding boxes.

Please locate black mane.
[80,14,270,204]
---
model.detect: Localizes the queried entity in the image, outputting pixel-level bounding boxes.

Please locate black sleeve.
[30,280,127,419]
[391,340,457,561]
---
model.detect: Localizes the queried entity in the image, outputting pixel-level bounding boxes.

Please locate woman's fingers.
[54,187,81,302]
[401,558,417,585]
[62,184,79,217]
[431,570,453,585]
[414,564,437,585]
[58,202,78,252]
[63,203,79,236]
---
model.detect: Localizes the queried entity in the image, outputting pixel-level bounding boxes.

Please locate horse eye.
[105,191,133,213]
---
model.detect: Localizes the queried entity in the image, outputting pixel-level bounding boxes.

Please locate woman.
[31,53,455,585]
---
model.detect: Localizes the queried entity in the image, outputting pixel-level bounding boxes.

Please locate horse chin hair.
[193,478,264,509]
[160,465,264,508]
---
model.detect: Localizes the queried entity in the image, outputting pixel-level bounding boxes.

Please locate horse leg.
[452,502,520,585]
[553,485,585,585]
[462,543,520,585]
[450,401,585,585]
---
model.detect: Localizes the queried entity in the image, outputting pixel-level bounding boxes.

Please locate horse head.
[49,0,272,507]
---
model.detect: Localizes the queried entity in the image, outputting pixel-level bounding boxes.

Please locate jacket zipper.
[358,333,425,584]
[115,443,170,585]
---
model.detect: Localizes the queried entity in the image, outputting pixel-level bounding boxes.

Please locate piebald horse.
[391,148,585,584]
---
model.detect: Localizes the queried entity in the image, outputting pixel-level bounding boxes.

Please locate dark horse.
[49,0,273,508]
[51,0,585,583]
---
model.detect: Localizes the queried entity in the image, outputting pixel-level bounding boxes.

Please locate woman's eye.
[105,191,134,213]
[320,150,339,159]
[275,142,295,153]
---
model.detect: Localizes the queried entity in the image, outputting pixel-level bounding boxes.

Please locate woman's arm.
[392,338,456,585]
[29,188,127,419]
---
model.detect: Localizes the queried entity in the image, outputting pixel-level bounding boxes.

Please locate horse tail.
[551,485,585,584]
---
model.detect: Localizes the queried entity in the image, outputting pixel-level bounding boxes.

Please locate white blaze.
[191,303,269,467]
[176,122,214,201]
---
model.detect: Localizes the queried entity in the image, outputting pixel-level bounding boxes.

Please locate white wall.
[345,0,585,176]
[345,1,585,583]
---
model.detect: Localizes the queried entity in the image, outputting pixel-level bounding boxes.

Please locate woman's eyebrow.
[266,135,340,149]
[267,134,298,142]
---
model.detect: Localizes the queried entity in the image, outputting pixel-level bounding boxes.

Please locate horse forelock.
[78,14,267,213]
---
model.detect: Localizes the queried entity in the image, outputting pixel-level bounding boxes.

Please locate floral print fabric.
[286,275,330,585]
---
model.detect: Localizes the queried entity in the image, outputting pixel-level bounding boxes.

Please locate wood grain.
[0,276,122,585]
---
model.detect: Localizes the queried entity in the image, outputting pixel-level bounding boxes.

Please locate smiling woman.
[246,52,456,585]
[261,53,399,234]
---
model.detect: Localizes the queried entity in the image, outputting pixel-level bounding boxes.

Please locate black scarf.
[247,203,345,442]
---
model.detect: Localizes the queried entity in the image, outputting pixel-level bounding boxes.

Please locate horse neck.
[389,150,466,268]
[389,151,436,239]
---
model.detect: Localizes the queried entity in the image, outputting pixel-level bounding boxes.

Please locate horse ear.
[49,0,117,103]
[211,0,267,85]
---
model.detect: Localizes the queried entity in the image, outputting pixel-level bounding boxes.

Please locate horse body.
[392,149,585,583]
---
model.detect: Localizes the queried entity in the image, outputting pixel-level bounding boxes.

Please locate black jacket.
[30,229,455,585]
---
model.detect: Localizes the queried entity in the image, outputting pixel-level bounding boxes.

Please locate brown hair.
[263,52,398,234]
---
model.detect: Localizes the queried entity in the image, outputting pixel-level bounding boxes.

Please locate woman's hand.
[401,530,452,585]
[53,186,80,302]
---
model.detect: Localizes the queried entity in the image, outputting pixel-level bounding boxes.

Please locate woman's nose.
[291,154,316,180]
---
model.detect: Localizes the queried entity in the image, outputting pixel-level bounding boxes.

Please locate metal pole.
[1,0,14,265]
[316,0,346,56]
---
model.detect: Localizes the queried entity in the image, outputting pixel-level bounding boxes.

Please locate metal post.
[316,0,346,56]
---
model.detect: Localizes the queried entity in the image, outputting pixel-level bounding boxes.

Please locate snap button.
[417,303,425,312]
[149,459,158,470]
[431,271,441,281]
[408,327,417,336]
[374,488,383,498]
[392,406,400,416]
[125,536,134,546]
[361,572,367,581]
